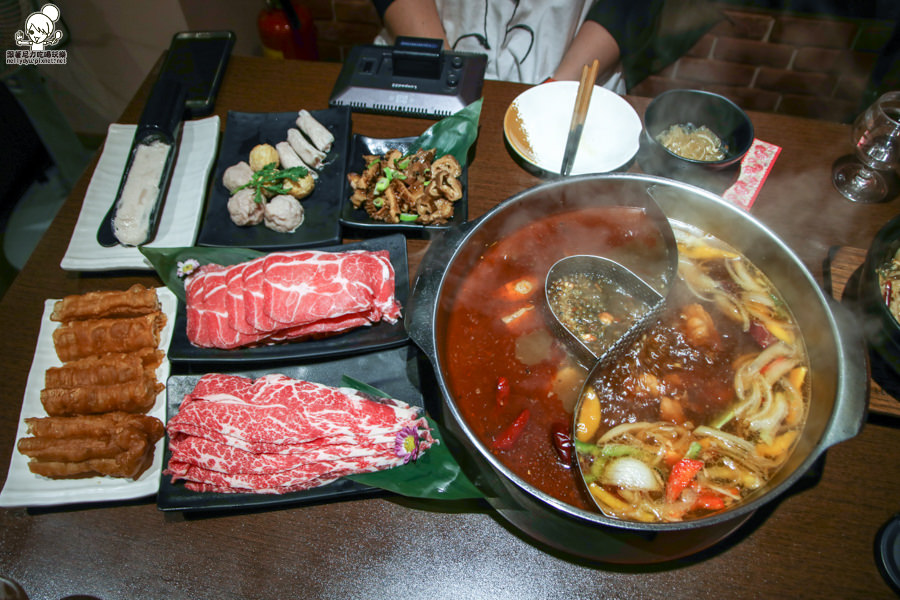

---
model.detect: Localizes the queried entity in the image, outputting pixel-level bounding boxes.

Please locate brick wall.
[307,0,895,122]
[307,0,381,62]
[631,4,896,122]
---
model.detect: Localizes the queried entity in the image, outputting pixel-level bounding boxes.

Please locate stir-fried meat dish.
[347,148,463,225]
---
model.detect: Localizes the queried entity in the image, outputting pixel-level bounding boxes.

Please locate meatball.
[222,161,253,193]
[264,194,304,233]
[249,143,280,172]
[227,188,264,226]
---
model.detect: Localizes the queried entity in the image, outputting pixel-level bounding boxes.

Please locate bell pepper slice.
[665,458,703,503]
[692,493,726,511]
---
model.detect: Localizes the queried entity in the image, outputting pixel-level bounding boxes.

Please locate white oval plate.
[504,81,641,176]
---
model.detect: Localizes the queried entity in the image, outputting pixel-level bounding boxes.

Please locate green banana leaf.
[341,376,484,500]
[140,246,263,303]
[408,97,482,167]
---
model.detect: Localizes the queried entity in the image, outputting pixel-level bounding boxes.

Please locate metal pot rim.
[412,172,867,536]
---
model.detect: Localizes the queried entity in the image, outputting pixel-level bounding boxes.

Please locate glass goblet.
[833,91,900,203]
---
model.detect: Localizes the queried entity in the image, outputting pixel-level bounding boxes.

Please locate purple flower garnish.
[395,426,420,464]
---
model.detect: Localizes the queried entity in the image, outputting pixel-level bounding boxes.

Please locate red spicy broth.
[442,206,667,510]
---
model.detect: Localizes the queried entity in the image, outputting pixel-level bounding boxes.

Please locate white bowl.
[503,81,641,176]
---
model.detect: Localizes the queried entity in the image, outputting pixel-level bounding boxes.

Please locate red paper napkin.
[722,139,782,211]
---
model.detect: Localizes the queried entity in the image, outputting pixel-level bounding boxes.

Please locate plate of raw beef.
[166,234,409,364]
[157,344,426,511]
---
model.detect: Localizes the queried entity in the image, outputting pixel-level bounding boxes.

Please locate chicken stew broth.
[575,223,810,522]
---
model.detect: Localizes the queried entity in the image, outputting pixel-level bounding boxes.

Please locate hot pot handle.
[405,218,483,361]
[820,298,869,449]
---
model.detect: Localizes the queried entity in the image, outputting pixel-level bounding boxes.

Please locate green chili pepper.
[710,408,735,430]
[399,213,418,222]
[373,198,384,208]
[395,157,410,170]
[599,444,643,458]
[374,177,389,194]
[574,440,597,455]
[685,441,703,459]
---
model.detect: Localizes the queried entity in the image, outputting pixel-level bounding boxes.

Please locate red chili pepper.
[550,422,574,466]
[692,493,726,511]
[491,408,530,451]
[665,458,704,503]
[495,376,510,407]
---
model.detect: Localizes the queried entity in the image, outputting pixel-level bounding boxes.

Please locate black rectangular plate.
[161,31,235,118]
[158,344,424,512]
[196,107,350,250]
[166,234,409,365]
[339,135,467,235]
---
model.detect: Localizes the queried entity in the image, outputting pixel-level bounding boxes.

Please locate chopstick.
[560,59,601,175]
[574,59,600,126]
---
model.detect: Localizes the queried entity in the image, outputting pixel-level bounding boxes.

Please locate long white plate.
[61,117,220,271]
[0,287,176,507]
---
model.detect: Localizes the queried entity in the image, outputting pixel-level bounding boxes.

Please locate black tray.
[339,134,468,235]
[196,107,351,250]
[166,234,409,365]
[158,344,424,512]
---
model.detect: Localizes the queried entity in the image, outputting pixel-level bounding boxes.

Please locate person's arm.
[552,20,620,81]
[380,0,450,48]
[556,0,664,86]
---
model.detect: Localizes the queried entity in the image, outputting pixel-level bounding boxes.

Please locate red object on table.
[258,0,318,60]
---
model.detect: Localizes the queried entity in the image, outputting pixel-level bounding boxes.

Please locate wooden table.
[1,56,898,599]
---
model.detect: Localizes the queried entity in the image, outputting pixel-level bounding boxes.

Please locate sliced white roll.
[287,127,325,169]
[296,109,334,152]
[276,141,317,179]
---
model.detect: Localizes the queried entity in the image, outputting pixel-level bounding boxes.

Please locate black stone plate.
[196,107,350,250]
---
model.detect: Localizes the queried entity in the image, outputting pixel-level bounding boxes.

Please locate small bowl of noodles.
[638,89,754,192]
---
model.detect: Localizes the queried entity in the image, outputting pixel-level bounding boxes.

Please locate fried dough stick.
[52,312,166,362]
[22,412,164,439]
[44,348,164,389]
[40,372,163,416]
[50,284,160,322]
[18,429,142,461]
[18,413,164,479]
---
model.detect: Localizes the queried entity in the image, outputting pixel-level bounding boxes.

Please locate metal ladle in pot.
[544,255,664,367]
[543,208,678,515]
